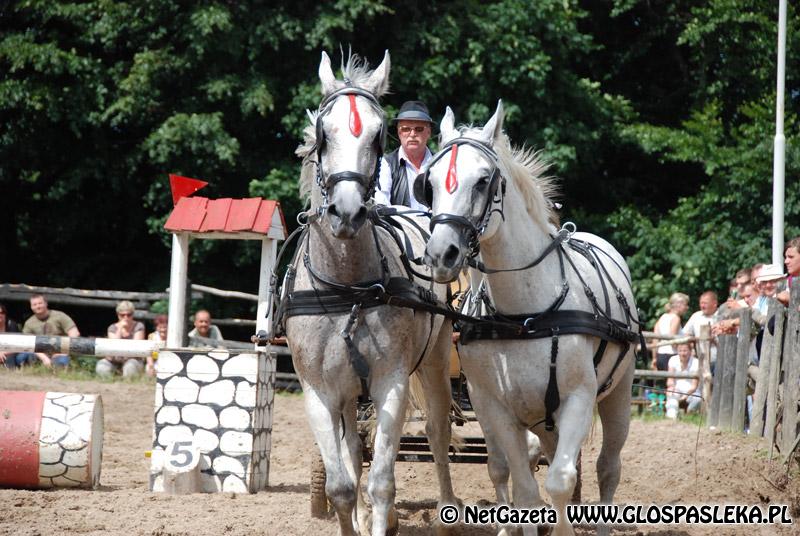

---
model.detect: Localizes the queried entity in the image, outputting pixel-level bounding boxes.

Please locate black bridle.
[313,85,387,206]
[413,137,506,262]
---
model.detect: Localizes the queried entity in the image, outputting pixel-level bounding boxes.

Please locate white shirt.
[682,310,718,362]
[374,146,432,212]
[668,355,700,396]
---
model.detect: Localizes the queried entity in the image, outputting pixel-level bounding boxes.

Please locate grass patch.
[4,358,155,384]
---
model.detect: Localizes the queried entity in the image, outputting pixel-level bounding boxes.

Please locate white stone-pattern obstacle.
[149,350,275,493]
[39,393,104,488]
[0,390,104,489]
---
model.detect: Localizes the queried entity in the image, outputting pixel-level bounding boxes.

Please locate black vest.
[385,149,410,207]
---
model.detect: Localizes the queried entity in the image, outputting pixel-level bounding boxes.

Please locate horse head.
[309,50,390,238]
[420,100,506,283]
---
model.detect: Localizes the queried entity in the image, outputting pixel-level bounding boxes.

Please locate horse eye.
[475,177,490,190]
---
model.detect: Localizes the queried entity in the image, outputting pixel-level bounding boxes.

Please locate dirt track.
[1,371,798,535]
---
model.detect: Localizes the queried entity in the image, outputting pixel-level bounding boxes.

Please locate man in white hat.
[374,100,434,210]
[753,263,786,316]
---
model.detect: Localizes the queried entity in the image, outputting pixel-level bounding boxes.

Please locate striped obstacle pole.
[0,333,162,358]
[0,391,104,489]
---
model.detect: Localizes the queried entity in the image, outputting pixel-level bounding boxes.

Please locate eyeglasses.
[118,312,133,317]
[399,126,427,135]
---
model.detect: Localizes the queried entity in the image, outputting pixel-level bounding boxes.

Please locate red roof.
[164,197,287,239]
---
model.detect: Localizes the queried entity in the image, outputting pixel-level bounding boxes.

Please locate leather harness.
[274,89,644,429]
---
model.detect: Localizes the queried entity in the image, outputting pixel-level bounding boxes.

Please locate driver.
[374,100,434,210]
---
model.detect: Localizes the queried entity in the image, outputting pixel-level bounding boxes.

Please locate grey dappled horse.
[286,51,458,536]
[421,101,639,536]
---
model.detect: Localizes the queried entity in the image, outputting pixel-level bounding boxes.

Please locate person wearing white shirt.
[682,290,719,365]
[374,100,434,211]
[665,343,702,418]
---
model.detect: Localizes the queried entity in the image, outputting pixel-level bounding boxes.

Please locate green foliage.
[606,0,800,322]
[1,0,798,332]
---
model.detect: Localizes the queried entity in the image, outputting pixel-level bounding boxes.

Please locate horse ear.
[319,51,338,96]
[361,50,390,96]
[440,106,457,143]
[481,100,505,145]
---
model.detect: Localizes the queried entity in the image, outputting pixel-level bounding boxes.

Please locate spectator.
[20,294,79,368]
[777,236,800,305]
[665,342,702,419]
[374,100,434,210]
[148,314,168,342]
[188,309,224,348]
[753,263,786,315]
[96,300,148,378]
[731,267,752,300]
[651,292,689,373]
[682,290,719,366]
[0,303,23,368]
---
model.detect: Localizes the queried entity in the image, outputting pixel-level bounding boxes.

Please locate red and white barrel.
[0,391,104,489]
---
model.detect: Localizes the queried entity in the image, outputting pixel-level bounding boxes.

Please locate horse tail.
[409,372,465,451]
[408,372,427,413]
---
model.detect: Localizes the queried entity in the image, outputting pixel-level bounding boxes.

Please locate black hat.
[392,100,433,124]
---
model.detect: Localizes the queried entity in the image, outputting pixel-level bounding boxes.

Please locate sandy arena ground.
[1,371,798,535]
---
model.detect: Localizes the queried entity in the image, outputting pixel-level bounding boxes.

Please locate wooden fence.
[748,286,800,461]
[709,285,800,463]
[0,282,257,327]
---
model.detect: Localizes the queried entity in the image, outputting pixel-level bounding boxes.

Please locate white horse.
[420,101,640,536]
[284,51,458,536]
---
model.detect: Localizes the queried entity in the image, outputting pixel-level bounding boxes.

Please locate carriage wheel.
[310,450,329,518]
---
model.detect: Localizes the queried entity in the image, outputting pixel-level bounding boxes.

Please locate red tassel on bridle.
[445,145,458,193]
[348,94,362,137]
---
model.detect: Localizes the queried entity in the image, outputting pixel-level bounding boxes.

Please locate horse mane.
[458,126,558,232]
[296,53,390,199]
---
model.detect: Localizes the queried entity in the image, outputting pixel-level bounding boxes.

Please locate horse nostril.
[352,206,367,227]
[327,204,339,218]
[443,245,460,268]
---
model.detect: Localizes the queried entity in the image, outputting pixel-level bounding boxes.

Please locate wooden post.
[698,324,713,415]
[717,334,738,430]
[766,305,787,459]
[708,334,728,428]
[781,286,800,457]
[732,308,751,433]
[752,301,777,436]
[256,238,277,345]
[167,233,190,348]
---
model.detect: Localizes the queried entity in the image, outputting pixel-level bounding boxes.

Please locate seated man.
[665,342,702,418]
[188,309,224,348]
[19,294,79,368]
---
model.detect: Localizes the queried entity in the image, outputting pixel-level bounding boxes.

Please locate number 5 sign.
[167,441,198,469]
[162,440,202,493]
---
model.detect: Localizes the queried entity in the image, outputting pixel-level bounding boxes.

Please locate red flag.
[169,174,208,205]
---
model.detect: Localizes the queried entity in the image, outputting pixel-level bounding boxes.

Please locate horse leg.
[414,328,460,520]
[367,377,408,536]
[304,387,360,536]
[595,361,634,536]
[470,384,544,536]
[340,394,370,535]
[544,391,594,536]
